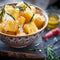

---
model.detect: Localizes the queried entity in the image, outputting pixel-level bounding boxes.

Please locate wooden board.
[0,34,46,60]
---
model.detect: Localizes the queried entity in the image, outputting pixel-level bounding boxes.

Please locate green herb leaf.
[0,5,5,20]
[46,46,57,60]
[24,2,31,9]
[6,13,15,20]
[29,14,34,23]
[13,6,25,11]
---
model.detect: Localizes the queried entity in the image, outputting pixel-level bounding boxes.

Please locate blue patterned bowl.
[0,3,48,48]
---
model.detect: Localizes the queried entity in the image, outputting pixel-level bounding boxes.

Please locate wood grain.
[0,50,45,59]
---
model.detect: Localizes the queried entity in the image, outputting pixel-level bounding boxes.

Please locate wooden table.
[0,33,46,59]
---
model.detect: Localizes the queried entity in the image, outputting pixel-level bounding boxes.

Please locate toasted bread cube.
[17,16,25,25]
[13,8,20,20]
[23,22,38,34]
[5,5,21,20]
[5,5,15,15]
[24,10,33,23]
[4,20,18,32]
[0,24,4,32]
[33,14,45,29]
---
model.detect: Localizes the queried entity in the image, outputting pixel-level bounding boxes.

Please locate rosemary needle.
[0,5,5,20]
[6,13,15,20]
[24,2,31,9]
[29,14,34,23]
[46,46,60,60]
[13,6,25,11]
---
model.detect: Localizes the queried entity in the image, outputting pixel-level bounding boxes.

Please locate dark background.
[0,0,60,60]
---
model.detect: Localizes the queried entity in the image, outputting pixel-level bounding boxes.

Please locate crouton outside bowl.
[0,3,48,48]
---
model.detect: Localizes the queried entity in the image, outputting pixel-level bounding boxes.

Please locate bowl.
[0,3,48,48]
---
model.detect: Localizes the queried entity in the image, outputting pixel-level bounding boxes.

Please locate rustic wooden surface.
[0,50,45,59]
[0,34,46,59]
[0,38,46,60]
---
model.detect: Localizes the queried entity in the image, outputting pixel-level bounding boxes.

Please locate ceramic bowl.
[0,3,48,48]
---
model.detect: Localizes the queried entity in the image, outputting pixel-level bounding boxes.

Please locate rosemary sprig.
[46,46,59,60]
[29,14,34,23]
[13,6,25,11]
[0,5,5,20]
[6,13,15,20]
[0,5,15,20]
[24,2,31,9]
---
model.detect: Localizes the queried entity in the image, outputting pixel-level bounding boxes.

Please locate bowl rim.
[0,3,48,37]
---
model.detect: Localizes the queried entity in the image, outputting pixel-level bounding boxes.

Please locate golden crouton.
[5,5,15,15]
[33,14,45,29]
[4,20,18,32]
[23,22,38,34]
[0,24,4,32]
[24,10,33,23]
[13,8,20,20]
[17,16,25,25]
